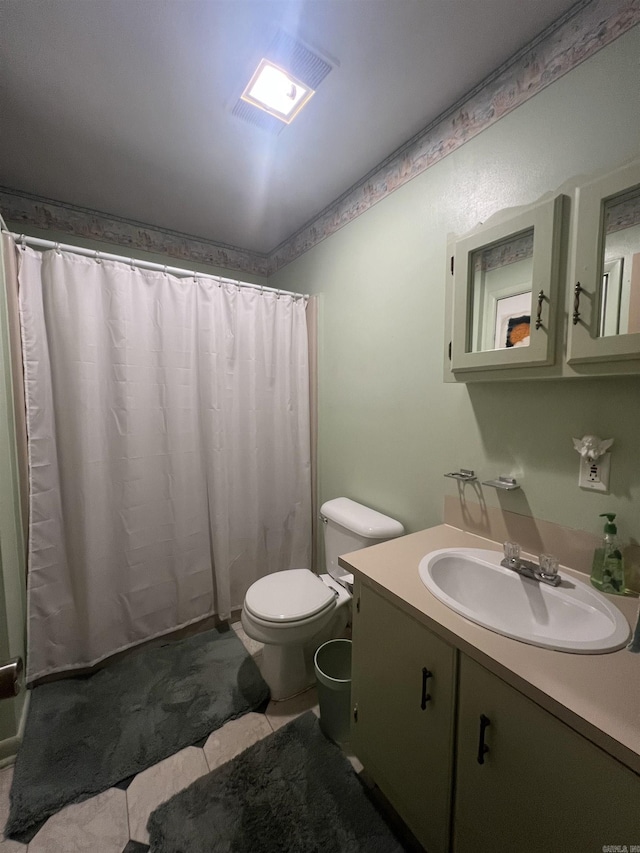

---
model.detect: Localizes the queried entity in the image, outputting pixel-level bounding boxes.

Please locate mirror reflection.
[600,186,640,337]
[469,228,533,352]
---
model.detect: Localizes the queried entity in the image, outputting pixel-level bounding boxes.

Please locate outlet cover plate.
[579,452,611,493]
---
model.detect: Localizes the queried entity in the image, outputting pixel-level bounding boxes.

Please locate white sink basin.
[418,548,630,653]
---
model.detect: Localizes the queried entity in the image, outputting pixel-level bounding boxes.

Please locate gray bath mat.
[6,627,269,843]
[147,711,405,853]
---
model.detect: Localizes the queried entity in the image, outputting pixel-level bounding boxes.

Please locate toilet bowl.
[241,570,350,700]
[241,498,404,701]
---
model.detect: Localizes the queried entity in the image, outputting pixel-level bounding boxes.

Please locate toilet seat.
[244,568,336,623]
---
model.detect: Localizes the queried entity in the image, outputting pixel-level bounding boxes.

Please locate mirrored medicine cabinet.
[450,195,565,374]
[445,157,640,382]
[567,159,640,364]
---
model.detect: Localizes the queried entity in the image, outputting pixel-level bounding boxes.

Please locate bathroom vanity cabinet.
[349,562,640,853]
[350,581,456,853]
[444,158,640,381]
[454,654,640,853]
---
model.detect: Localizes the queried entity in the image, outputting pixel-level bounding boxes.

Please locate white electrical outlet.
[578,452,611,492]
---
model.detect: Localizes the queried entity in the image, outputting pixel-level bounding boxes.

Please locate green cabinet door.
[454,654,640,853]
[567,159,640,366]
[351,581,456,853]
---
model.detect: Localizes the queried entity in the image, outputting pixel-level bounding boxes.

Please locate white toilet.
[241,497,404,700]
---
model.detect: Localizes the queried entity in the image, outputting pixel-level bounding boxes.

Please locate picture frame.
[494,291,531,349]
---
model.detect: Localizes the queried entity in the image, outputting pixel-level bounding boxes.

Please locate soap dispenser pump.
[591,513,625,594]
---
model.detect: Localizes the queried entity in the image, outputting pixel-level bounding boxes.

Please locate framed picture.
[494,292,531,349]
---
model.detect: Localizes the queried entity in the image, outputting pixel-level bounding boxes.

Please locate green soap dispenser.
[591,513,625,594]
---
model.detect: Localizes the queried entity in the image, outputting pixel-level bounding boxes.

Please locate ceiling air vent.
[231,99,287,133]
[267,29,332,91]
[232,30,332,134]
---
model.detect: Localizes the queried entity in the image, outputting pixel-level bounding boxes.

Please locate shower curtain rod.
[4,231,309,301]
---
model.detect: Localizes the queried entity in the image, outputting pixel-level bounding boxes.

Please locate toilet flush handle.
[0,658,23,700]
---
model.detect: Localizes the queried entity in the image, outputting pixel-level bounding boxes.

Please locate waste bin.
[314,638,352,743]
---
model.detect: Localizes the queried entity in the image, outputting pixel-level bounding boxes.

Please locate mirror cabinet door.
[568,159,640,364]
[451,195,565,373]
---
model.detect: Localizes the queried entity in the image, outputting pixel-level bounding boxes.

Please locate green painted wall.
[270,26,640,546]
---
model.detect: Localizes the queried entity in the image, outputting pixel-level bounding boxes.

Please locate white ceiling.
[0,0,581,255]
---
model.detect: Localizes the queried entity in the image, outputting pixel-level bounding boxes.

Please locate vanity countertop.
[339,524,640,775]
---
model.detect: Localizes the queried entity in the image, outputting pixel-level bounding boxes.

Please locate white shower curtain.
[18,247,311,682]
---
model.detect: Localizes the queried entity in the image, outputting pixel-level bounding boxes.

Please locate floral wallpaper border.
[1,0,638,278]
[606,193,640,233]
[0,189,270,278]
[268,0,640,272]
[475,232,534,273]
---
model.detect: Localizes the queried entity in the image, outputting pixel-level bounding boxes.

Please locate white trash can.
[314,639,352,743]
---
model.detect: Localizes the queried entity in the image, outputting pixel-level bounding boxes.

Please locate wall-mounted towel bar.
[444,469,477,482]
[482,476,520,490]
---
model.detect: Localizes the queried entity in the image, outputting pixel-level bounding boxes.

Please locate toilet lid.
[244,569,336,623]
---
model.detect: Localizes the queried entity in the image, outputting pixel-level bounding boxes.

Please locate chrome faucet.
[501,542,562,587]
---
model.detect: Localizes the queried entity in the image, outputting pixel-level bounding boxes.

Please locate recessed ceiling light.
[240,59,315,124]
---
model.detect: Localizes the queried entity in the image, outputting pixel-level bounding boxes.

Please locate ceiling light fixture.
[240,58,315,124]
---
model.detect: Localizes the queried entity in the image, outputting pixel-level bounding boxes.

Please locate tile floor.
[0,622,364,853]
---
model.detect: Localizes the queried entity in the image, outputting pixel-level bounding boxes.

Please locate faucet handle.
[539,553,559,580]
[503,541,521,562]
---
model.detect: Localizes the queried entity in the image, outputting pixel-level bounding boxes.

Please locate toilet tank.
[320,497,404,583]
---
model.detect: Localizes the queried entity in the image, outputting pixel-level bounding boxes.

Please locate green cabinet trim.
[567,159,640,364]
[445,158,640,381]
[451,195,566,374]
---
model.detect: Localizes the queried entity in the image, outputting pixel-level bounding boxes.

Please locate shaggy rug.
[5,626,269,843]
[147,711,405,853]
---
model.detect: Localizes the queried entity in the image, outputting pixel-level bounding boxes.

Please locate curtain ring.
[20,234,26,251]
[130,257,135,269]
[55,242,61,255]
[163,265,168,277]
[94,251,101,264]
[276,290,281,299]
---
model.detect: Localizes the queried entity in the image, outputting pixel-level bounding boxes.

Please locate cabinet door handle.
[421,667,432,709]
[573,282,582,325]
[477,713,491,764]
[535,289,544,330]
